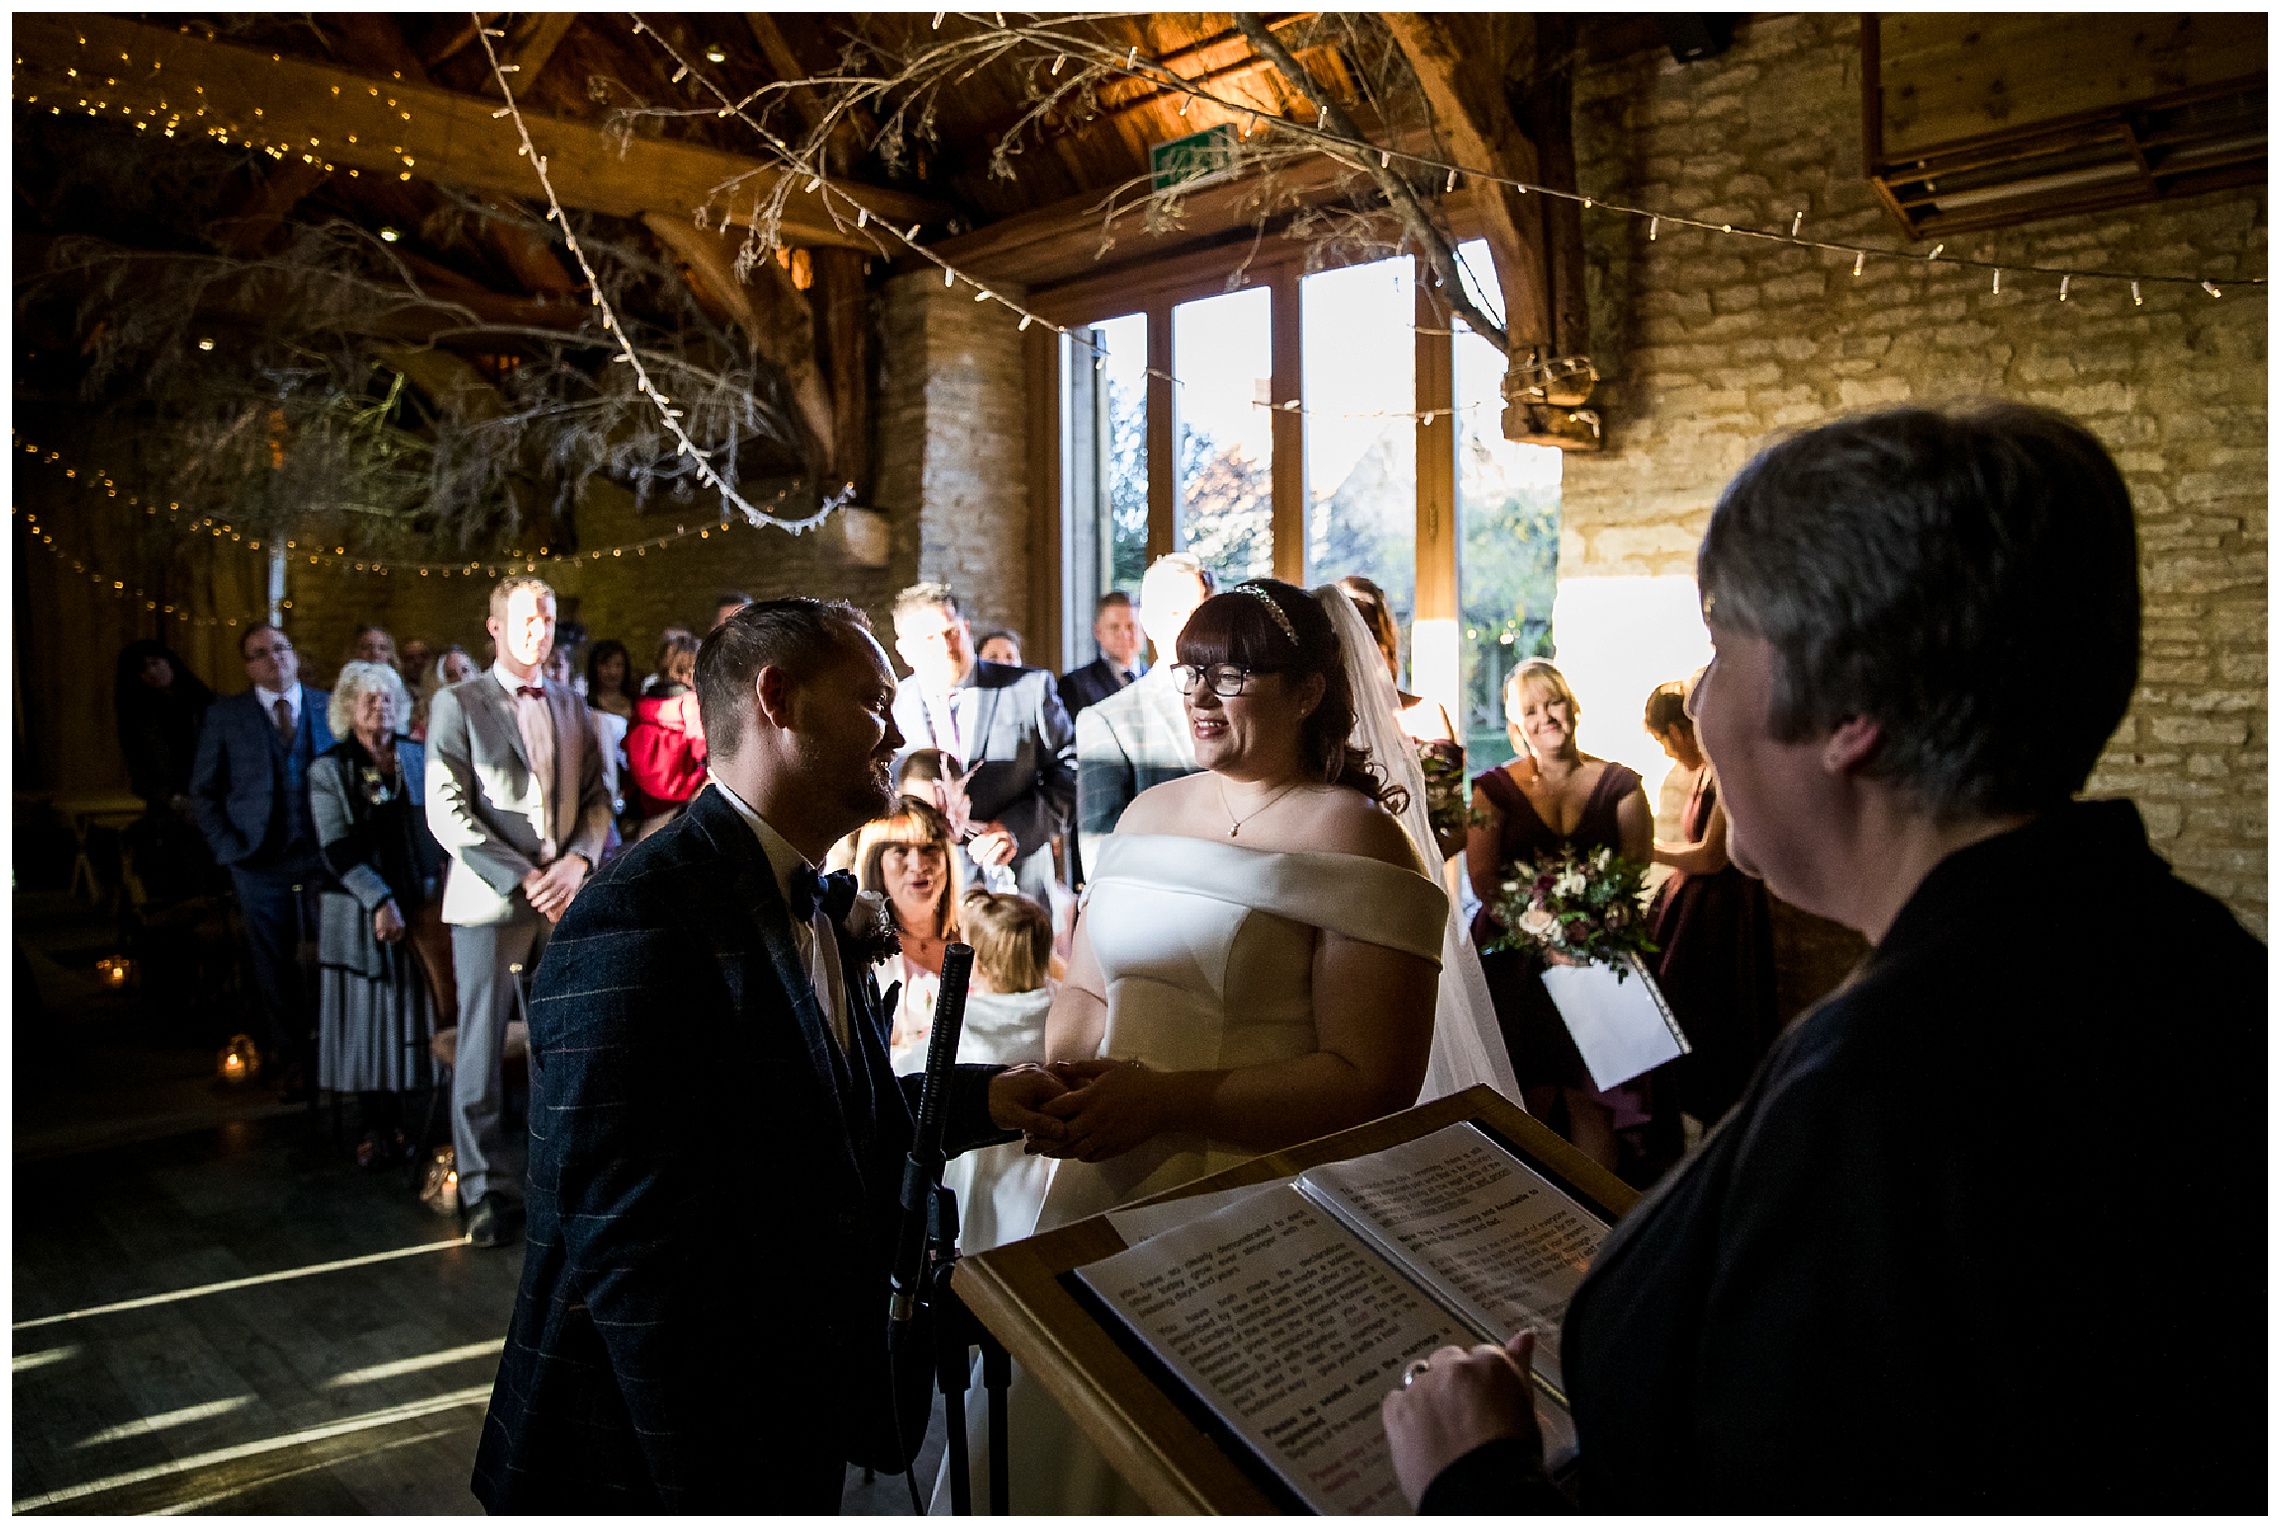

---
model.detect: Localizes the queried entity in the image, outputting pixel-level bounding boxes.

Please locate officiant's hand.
[1381,1329,1546,1510]
[987,1063,1071,1144]
[1031,1059,1183,1162]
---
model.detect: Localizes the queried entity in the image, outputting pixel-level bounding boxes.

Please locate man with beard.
[472,598,1069,1513]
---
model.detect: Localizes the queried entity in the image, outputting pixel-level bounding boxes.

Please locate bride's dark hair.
[1176,579,1405,811]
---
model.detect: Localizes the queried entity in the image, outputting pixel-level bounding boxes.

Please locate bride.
[960,579,1471,1513]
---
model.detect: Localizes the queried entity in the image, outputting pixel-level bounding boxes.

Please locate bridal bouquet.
[1482,845,1659,977]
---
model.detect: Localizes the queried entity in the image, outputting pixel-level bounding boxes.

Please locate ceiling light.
[196,338,215,351]
[378,226,400,242]
[704,44,727,63]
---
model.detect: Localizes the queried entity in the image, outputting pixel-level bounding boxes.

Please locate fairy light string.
[954,12,2259,296]
[14,505,268,629]
[626,15,1515,426]
[470,15,848,535]
[15,435,780,579]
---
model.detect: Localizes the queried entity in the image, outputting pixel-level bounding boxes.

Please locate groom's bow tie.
[788,864,856,925]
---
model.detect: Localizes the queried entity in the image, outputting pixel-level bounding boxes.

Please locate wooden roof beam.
[14,13,946,251]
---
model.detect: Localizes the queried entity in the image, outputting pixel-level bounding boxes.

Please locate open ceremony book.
[953,1087,1635,1514]
[1069,1121,1610,1514]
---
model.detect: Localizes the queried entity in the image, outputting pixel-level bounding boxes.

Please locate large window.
[1060,314,1149,669]
[1051,239,1565,742]
[1171,287,1274,586]
[1302,255,1417,668]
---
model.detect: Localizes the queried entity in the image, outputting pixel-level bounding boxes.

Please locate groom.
[472,599,1066,1513]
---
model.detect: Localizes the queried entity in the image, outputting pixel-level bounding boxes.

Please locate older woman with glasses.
[1383,406,2265,1513]
[312,660,450,1168]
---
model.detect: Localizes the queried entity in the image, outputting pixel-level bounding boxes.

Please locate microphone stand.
[887,944,1013,1514]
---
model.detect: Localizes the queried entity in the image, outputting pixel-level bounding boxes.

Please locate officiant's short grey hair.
[696,598,874,759]
[1697,403,2140,820]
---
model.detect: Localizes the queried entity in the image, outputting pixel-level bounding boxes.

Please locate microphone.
[890,942,974,1323]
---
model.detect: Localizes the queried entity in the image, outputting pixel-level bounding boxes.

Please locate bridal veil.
[1314,585,1522,1103]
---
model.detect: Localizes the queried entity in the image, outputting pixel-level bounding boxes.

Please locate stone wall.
[875,270,1034,642]
[1565,12,2269,932]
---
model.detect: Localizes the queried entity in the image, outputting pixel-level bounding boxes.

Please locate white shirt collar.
[492,661,545,696]
[706,775,810,910]
[253,681,302,713]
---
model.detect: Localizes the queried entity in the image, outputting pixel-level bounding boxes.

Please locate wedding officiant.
[471,599,1068,1514]
[1384,404,2266,1513]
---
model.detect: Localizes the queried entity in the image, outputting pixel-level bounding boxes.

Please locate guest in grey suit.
[425,575,611,1248]
[889,581,1076,905]
[1076,554,1216,872]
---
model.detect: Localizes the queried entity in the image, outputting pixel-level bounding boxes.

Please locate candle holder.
[216,1033,261,1085]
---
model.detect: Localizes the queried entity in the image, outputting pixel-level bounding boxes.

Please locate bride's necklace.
[1216,776,1304,838]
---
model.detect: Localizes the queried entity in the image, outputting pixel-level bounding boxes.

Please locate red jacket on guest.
[625,685,707,821]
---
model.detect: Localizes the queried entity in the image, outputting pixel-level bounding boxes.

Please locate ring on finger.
[1401,1358,1431,1390]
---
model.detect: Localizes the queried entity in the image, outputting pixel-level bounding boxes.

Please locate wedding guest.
[855,795,964,1069]
[626,631,706,841]
[188,623,335,1100]
[585,639,638,723]
[411,644,476,742]
[1468,658,1665,1181]
[401,638,436,693]
[470,598,1065,1513]
[311,661,446,1169]
[1057,591,1145,718]
[346,624,400,676]
[889,581,1076,904]
[1643,677,1777,1126]
[1074,554,1215,872]
[1385,405,2265,1513]
[975,628,1024,667]
[425,575,611,1250]
[1338,574,1467,861]
[711,590,752,632]
[546,619,588,697]
[583,641,634,837]
[639,626,695,695]
[114,638,215,902]
[943,888,1057,1252]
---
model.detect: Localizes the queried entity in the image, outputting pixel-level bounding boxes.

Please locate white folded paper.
[1539,954,1692,1091]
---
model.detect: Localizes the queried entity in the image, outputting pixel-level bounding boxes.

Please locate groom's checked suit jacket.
[471,785,1010,1514]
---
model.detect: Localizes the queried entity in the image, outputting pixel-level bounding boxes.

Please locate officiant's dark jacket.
[470,784,1007,1514]
[1425,800,2266,1513]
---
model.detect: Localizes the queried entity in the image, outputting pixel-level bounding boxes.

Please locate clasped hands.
[520,854,589,923]
[982,1058,1181,1162]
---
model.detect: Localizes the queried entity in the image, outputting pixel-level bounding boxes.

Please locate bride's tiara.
[1235,583,1302,648]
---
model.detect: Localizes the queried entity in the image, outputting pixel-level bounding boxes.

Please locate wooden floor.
[11,892,940,1514]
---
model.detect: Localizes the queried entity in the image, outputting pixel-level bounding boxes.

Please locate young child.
[941,889,1056,1256]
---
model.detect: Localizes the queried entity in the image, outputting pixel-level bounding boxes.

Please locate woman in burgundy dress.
[1468,658,1662,1179]
[1644,681,1779,1127]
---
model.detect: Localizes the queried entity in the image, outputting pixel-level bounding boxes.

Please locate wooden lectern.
[952,1086,1639,1513]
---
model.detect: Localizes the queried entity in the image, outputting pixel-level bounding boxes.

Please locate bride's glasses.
[1169,663,1254,698]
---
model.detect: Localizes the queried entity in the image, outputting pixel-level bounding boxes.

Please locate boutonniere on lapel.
[824,874,901,963]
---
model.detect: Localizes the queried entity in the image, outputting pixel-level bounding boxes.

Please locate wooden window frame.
[1027,243,1463,701]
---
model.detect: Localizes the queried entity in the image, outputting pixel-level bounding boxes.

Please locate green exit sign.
[1150,124,1239,192]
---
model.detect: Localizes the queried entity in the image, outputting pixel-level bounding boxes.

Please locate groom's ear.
[753,664,798,734]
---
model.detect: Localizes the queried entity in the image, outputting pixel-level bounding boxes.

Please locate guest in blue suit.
[472,598,1068,1512]
[188,622,335,1097]
[889,582,1077,904]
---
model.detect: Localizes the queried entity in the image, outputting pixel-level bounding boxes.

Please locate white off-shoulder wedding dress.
[946,831,1447,1514]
